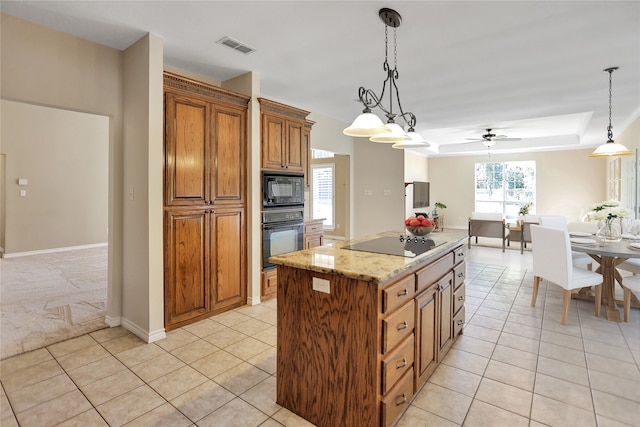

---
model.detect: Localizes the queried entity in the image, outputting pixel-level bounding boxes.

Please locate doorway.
[0,100,109,359]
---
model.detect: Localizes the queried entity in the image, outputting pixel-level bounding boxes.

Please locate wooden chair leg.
[531,276,540,307]
[595,284,602,317]
[561,289,571,325]
[624,288,631,322]
[587,263,592,271]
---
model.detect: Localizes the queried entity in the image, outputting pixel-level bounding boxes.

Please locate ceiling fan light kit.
[343,8,428,148]
[590,67,633,157]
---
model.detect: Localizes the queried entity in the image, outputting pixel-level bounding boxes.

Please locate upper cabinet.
[165,73,248,207]
[259,98,311,173]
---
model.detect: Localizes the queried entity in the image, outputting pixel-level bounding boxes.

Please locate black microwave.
[263,172,304,208]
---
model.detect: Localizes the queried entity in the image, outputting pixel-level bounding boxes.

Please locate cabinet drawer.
[381,334,414,395]
[453,283,465,314]
[383,275,416,314]
[416,252,454,293]
[381,367,414,427]
[382,300,415,354]
[453,262,465,290]
[453,306,465,337]
[454,245,466,265]
[304,221,323,233]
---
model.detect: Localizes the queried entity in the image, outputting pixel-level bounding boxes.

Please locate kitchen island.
[270,230,468,427]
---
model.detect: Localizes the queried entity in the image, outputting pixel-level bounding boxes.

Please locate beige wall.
[1,12,125,324]
[0,100,109,254]
[121,33,165,339]
[352,138,405,237]
[427,148,607,229]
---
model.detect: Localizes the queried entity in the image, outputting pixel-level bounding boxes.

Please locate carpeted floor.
[0,246,108,359]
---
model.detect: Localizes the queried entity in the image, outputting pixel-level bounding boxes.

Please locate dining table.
[571,236,640,322]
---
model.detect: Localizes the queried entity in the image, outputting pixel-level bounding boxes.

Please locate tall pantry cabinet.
[163,72,250,330]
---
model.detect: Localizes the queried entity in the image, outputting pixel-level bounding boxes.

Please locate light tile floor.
[1,246,639,426]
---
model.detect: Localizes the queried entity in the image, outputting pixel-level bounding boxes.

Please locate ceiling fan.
[465,128,522,147]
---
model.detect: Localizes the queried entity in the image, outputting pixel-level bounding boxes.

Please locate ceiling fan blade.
[464,138,484,141]
[494,137,521,141]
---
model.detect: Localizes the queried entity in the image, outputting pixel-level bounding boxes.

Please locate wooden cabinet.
[303,120,314,188]
[276,238,466,427]
[258,98,310,172]
[304,219,324,249]
[163,72,249,330]
[415,246,465,390]
[261,268,278,299]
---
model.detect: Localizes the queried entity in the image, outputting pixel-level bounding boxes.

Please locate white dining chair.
[620,275,640,322]
[538,216,594,270]
[530,225,603,324]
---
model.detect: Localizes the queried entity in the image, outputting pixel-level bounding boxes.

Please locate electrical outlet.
[312,277,330,294]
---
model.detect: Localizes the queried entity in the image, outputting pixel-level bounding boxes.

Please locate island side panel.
[276,266,379,427]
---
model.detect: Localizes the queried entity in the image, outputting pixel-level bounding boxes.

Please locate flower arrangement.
[589,200,631,242]
[588,200,631,223]
[434,202,447,210]
[518,201,534,216]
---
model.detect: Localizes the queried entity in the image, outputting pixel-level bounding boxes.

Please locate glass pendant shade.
[392,131,430,149]
[343,112,391,137]
[482,140,497,148]
[369,123,411,143]
[589,141,633,157]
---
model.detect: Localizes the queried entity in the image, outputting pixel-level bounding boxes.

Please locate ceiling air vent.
[217,36,256,55]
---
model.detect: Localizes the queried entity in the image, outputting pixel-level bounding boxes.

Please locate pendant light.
[343,8,427,147]
[589,67,633,157]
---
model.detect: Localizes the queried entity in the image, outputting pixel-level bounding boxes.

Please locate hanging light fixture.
[343,8,427,147]
[589,67,633,157]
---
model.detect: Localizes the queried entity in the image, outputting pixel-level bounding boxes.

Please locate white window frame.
[312,163,335,230]
[474,161,536,220]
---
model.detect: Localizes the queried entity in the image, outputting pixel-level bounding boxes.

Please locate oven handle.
[263,221,304,230]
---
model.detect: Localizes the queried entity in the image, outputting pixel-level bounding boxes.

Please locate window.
[312,164,334,230]
[475,161,536,219]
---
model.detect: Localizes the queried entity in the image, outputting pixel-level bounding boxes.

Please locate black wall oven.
[262,208,304,270]
[262,171,304,208]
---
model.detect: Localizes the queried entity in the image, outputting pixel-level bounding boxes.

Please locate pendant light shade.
[590,67,633,158]
[589,141,633,157]
[343,111,391,137]
[369,123,412,143]
[392,131,430,149]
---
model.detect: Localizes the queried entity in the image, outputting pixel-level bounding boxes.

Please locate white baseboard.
[105,315,121,327]
[3,243,108,259]
[247,295,262,306]
[120,317,166,344]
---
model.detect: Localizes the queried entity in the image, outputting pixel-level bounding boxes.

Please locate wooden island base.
[272,231,467,427]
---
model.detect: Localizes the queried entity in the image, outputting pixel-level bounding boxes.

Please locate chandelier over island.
[342,8,429,149]
[589,66,633,157]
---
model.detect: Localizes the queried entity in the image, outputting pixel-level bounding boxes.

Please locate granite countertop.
[269,229,467,284]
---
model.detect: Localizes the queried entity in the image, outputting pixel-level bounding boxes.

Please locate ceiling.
[2,1,639,156]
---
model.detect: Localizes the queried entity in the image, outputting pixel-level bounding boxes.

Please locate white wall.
[425,148,607,229]
[352,138,405,237]
[404,151,429,219]
[1,100,108,255]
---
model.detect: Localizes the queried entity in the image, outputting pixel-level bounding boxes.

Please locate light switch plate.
[312,277,330,294]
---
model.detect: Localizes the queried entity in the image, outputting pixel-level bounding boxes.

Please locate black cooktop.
[342,235,447,258]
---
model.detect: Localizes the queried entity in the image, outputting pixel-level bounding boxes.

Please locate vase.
[596,220,622,242]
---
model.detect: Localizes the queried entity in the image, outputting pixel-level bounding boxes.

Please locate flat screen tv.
[413,181,430,208]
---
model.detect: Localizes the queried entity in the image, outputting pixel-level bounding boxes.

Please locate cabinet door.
[303,126,311,188]
[438,273,454,357]
[165,94,209,206]
[211,208,246,311]
[164,209,210,325]
[285,120,304,172]
[211,105,245,205]
[415,286,438,388]
[262,114,286,170]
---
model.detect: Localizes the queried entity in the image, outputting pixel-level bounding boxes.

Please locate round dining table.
[571,238,640,322]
